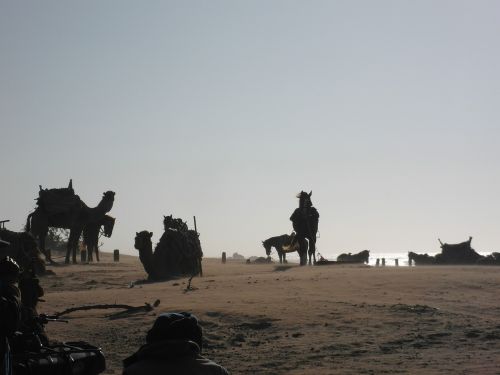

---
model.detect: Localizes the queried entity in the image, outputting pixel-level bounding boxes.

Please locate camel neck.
[96,198,113,214]
[144,243,153,253]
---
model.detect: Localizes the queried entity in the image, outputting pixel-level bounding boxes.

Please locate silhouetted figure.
[134,215,203,281]
[262,232,296,264]
[289,191,319,265]
[26,180,115,264]
[123,312,229,375]
[0,257,21,375]
[83,215,115,262]
[409,236,488,265]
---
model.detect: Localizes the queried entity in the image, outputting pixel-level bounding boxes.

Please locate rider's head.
[146,312,203,351]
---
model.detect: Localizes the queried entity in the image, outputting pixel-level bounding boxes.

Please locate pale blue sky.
[1,1,499,258]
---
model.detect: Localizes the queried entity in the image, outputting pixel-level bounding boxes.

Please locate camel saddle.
[37,187,82,215]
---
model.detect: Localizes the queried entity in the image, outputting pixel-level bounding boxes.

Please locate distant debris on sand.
[246,256,273,264]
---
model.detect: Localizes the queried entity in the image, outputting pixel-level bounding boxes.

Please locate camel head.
[103,191,115,201]
[134,231,153,251]
[99,191,115,213]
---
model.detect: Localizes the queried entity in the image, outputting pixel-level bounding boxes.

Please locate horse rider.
[123,312,229,375]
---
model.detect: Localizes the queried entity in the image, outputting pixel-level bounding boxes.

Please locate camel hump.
[37,185,80,215]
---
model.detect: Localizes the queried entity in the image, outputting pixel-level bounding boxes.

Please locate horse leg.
[283,253,287,264]
[95,244,100,262]
[278,251,283,264]
[298,238,308,266]
[308,239,316,265]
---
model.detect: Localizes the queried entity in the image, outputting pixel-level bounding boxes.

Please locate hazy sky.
[1,1,500,258]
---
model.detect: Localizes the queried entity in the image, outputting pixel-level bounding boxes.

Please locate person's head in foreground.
[123,312,229,375]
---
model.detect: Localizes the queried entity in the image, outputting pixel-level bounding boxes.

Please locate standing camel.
[289,191,319,266]
[26,180,115,264]
[83,215,115,262]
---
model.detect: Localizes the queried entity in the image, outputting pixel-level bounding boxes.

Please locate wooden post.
[382,258,386,266]
[81,249,87,263]
[222,252,226,264]
[113,249,120,262]
[395,259,399,267]
[376,258,380,267]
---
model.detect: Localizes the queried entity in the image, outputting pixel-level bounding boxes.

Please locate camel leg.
[72,241,78,264]
[88,245,93,262]
[67,229,80,264]
[65,235,73,264]
[65,242,71,264]
[39,230,52,264]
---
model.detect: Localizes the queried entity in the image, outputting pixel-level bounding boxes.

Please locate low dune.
[40,252,500,374]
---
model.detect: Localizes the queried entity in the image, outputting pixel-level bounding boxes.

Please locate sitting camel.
[408,251,436,265]
[337,250,370,264]
[134,228,203,281]
[409,237,495,265]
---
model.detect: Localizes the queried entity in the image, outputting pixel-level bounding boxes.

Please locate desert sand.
[40,252,500,374]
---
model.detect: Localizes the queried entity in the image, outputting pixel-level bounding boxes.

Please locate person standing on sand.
[123,312,229,375]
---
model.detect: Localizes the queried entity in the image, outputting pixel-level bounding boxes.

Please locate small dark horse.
[337,250,370,264]
[83,215,115,262]
[290,191,319,265]
[262,233,295,264]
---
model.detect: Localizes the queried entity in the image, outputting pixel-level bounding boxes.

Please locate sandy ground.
[39,252,500,374]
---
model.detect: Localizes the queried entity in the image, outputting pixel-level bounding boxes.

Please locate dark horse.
[83,215,115,262]
[290,191,319,265]
[262,233,295,264]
